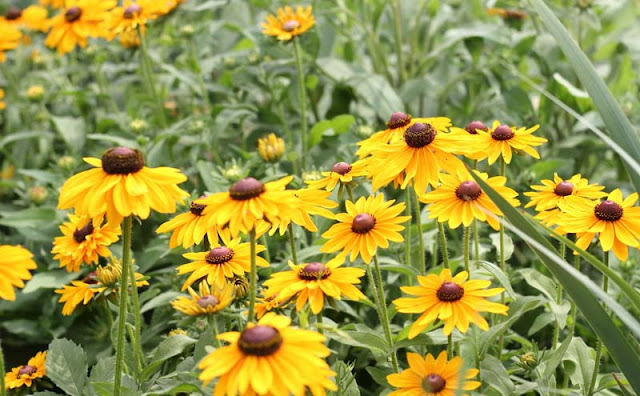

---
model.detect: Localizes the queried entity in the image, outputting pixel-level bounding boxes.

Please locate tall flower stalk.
[138,31,167,128]
[370,256,399,372]
[588,251,609,396]
[293,38,309,171]
[247,228,258,322]
[114,216,133,396]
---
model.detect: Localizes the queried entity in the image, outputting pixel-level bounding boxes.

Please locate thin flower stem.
[114,216,133,396]
[316,313,324,335]
[413,191,426,274]
[497,157,506,360]
[0,339,6,396]
[260,235,271,264]
[563,253,581,389]
[346,184,355,202]
[287,223,298,265]
[292,37,309,171]
[372,256,399,373]
[447,335,453,359]
[552,243,566,350]
[404,188,412,270]
[437,222,449,269]
[473,219,480,260]
[208,314,221,348]
[138,30,167,128]
[463,226,471,273]
[391,0,407,85]
[588,251,609,396]
[128,253,145,372]
[248,229,258,323]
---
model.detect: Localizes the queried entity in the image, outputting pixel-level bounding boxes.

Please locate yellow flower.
[171,281,234,316]
[305,159,368,192]
[169,328,187,336]
[393,269,508,338]
[0,245,37,301]
[473,120,547,165]
[0,21,22,62]
[557,189,640,261]
[267,188,337,235]
[177,237,269,290]
[255,291,281,319]
[4,351,47,390]
[445,121,491,160]
[524,173,606,211]
[58,147,189,226]
[26,85,45,100]
[107,0,162,39]
[420,168,520,230]
[257,133,285,162]
[39,0,66,9]
[45,0,116,55]
[261,5,315,41]
[1,6,50,32]
[387,351,481,396]
[156,198,229,249]
[196,176,298,237]
[52,214,121,272]
[263,255,366,314]
[321,194,410,264]
[0,88,5,110]
[198,313,337,396]
[367,120,466,194]
[119,29,140,48]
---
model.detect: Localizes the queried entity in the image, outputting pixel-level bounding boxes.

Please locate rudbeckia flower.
[420,168,520,230]
[267,188,337,235]
[393,269,508,338]
[473,120,547,165]
[263,255,366,314]
[0,21,22,62]
[387,351,481,396]
[0,5,49,31]
[198,313,337,396]
[51,214,121,272]
[261,5,315,41]
[321,194,410,264]
[171,281,234,316]
[107,0,162,39]
[4,351,47,390]
[306,159,368,192]
[58,147,189,226]
[557,189,640,261]
[0,245,37,301]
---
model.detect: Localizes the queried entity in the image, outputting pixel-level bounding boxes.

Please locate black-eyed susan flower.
[44,0,115,55]
[263,255,366,314]
[393,269,508,338]
[255,291,281,319]
[261,5,315,41]
[1,5,49,31]
[445,121,491,160]
[321,195,410,264]
[368,121,465,194]
[171,281,234,316]
[524,173,606,212]
[420,168,520,230]
[177,237,269,290]
[4,351,47,390]
[198,313,337,396]
[51,214,121,273]
[156,197,229,249]
[306,159,368,192]
[58,147,189,226]
[473,121,547,165]
[0,21,22,62]
[107,0,161,39]
[387,351,481,396]
[258,133,285,162]
[0,245,37,301]
[196,176,298,237]
[268,188,337,235]
[557,189,640,261]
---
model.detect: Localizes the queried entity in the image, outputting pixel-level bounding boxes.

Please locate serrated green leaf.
[45,339,88,396]
[22,271,78,294]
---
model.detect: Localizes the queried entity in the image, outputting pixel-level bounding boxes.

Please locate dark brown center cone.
[554,181,573,196]
[594,200,623,221]
[386,112,412,129]
[436,281,464,302]
[351,213,375,234]
[238,325,283,356]
[491,125,514,141]
[455,181,482,201]
[101,147,144,175]
[404,122,436,148]
[331,162,352,175]
[464,121,488,135]
[206,247,234,264]
[229,177,265,201]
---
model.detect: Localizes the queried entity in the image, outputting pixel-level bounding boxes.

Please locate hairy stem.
[372,256,399,372]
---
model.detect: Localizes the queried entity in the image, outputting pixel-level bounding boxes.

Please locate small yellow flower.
[306,159,368,192]
[257,133,285,162]
[26,85,45,101]
[169,328,188,336]
[171,281,234,316]
[0,21,22,62]
[4,351,47,390]
[0,245,37,301]
[107,0,163,39]
[472,120,547,165]
[119,29,140,48]
[261,5,315,41]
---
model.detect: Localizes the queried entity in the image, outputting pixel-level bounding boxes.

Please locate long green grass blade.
[528,0,640,192]
[471,172,640,393]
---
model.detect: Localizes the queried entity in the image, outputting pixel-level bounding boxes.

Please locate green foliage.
[44,339,88,396]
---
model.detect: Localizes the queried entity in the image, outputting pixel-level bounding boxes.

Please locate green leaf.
[541,334,573,380]
[471,172,640,393]
[140,291,184,314]
[0,131,54,147]
[22,271,78,294]
[51,116,86,152]
[490,232,514,261]
[332,361,360,396]
[529,0,640,192]
[0,207,57,229]
[472,260,516,298]
[45,339,88,396]
[481,355,516,396]
[141,335,196,380]
[563,337,595,392]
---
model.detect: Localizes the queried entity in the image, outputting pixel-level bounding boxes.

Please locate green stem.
[463,226,471,273]
[260,235,271,264]
[497,158,506,359]
[287,224,298,265]
[447,334,453,359]
[372,256,399,372]
[316,313,324,335]
[114,216,133,396]
[563,253,580,389]
[391,0,407,85]
[587,251,609,396]
[413,191,426,274]
[473,219,480,260]
[292,38,308,171]
[138,30,167,128]
[247,229,257,322]
[404,188,412,270]
[127,241,145,373]
[552,243,566,350]
[1,339,6,396]
[437,222,449,269]
[207,315,221,348]
[345,184,355,202]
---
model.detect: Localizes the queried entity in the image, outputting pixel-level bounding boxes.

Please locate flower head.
[321,195,410,263]
[255,291,282,319]
[261,5,315,41]
[198,313,337,396]
[557,189,640,261]
[420,168,520,230]
[177,237,268,290]
[472,121,547,164]
[0,21,22,62]
[52,214,121,272]
[524,173,606,212]
[268,188,337,235]
[58,147,189,226]
[1,5,49,31]
[258,133,285,162]
[4,351,47,390]
[0,245,37,301]
[387,351,480,396]
[264,255,366,314]
[394,269,508,338]
[171,281,234,316]
[107,0,162,39]
[306,159,368,192]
